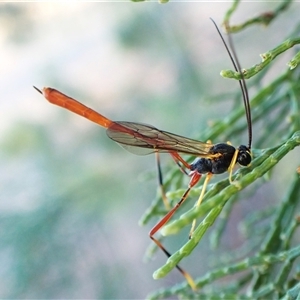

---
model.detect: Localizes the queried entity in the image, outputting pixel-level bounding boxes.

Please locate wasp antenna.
[210,18,252,149]
[33,86,43,94]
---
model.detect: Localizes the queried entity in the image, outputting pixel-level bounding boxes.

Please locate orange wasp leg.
[170,152,191,170]
[155,151,191,209]
[149,171,202,291]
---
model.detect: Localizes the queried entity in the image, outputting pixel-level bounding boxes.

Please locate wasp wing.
[106,121,213,157]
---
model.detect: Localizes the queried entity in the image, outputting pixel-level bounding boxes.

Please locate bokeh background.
[1,2,299,298]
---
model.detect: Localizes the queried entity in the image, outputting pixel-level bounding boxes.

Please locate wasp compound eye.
[237,145,252,166]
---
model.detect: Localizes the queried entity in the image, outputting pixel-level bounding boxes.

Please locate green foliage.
[1,1,300,299]
[223,0,293,30]
[140,1,300,298]
[221,38,300,80]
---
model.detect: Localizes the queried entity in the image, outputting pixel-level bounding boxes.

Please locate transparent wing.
[106,121,213,156]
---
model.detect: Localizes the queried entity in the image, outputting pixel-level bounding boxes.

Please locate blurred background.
[0,2,299,298]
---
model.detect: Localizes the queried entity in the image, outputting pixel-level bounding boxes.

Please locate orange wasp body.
[35,20,252,291]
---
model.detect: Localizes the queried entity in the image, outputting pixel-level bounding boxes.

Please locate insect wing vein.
[106,121,213,156]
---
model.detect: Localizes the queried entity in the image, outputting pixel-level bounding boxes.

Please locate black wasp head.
[237,145,252,166]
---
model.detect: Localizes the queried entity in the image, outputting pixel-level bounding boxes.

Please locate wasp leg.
[149,171,201,291]
[228,148,239,183]
[189,173,213,239]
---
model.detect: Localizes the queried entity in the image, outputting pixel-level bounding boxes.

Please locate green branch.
[223,0,293,32]
[139,71,290,226]
[221,37,300,80]
[129,1,300,297]
[153,133,300,280]
[148,243,300,299]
